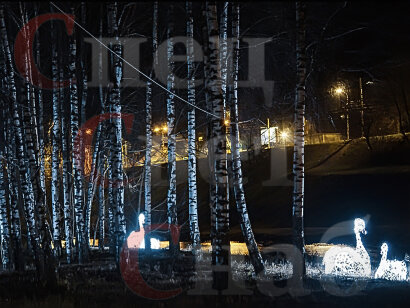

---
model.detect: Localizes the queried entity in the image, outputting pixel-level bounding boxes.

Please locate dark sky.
[5,2,410,138]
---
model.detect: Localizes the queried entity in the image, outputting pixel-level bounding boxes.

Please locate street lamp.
[280,131,288,147]
[333,84,350,140]
[153,124,168,149]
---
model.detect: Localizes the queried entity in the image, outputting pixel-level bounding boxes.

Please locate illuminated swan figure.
[375,243,408,281]
[127,213,160,249]
[323,218,371,277]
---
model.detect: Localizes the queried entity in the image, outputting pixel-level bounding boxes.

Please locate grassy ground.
[2,134,410,306]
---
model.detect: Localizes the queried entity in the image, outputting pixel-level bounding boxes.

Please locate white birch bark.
[107,2,126,261]
[206,2,230,290]
[60,62,73,264]
[219,2,228,103]
[292,2,307,271]
[202,4,217,244]
[0,5,39,267]
[97,10,105,252]
[20,5,51,263]
[51,12,62,256]
[98,159,105,251]
[144,1,158,251]
[166,4,179,255]
[186,1,200,250]
[0,153,10,269]
[229,3,264,274]
[5,118,22,269]
[34,4,47,232]
[69,7,87,263]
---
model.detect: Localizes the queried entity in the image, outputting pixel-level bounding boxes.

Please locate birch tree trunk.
[78,3,92,249]
[186,1,200,250]
[202,4,217,245]
[97,8,106,252]
[206,2,230,290]
[51,10,62,256]
[229,3,264,274]
[107,2,126,262]
[20,5,52,269]
[0,153,11,269]
[5,117,23,270]
[60,62,73,264]
[0,4,40,270]
[292,1,307,274]
[98,160,105,251]
[166,3,179,256]
[144,1,158,252]
[219,2,228,104]
[69,6,87,263]
[34,4,47,232]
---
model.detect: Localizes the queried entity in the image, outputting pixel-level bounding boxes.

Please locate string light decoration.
[323,218,371,277]
[375,243,408,281]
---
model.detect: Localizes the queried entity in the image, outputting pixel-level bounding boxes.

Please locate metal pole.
[346,92,350,140]
[267,118,270,149]
[359,77,365,138]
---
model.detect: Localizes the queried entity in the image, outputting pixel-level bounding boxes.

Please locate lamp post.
[334,86,350,140]
[359,77,365,138]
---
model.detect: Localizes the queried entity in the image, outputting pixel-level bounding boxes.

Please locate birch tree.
[292,1,307,274]
[97,7,106,252]
[5,117,22,270]
[51,8,62,256]
[144,1,158,251]
[34,4,47,227]
[60,61,73,263]
[0,154,10,269]
[20,4,52,269]
[166,3,179,256]
[186,1,200,250]
[229,3,264,274]
[107,2,126,261]
[202,4,217,246]
[206,2,230,290]
[0,4,40,270]
[69,6,87,263]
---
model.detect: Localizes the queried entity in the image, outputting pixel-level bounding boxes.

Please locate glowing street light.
[335,87,344,95]
[153,127,160,133]
[280,131,288,140]
[332,83,350,140]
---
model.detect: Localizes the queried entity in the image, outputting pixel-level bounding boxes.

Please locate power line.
[50,2,220,119]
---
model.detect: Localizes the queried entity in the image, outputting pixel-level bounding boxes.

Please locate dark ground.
[2,134,410,307]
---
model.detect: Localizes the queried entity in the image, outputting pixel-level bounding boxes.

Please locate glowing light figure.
[323,218,371,277]
[126,213,161,249]
[375,243,408,281]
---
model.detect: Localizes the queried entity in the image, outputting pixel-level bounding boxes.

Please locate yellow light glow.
[153,127,160,133]
[281,131,288,139]
[162,125,168,132]
[85,128,93,135]
[198,136,203,141]
[335,87,344,95]
[224,119,230,126]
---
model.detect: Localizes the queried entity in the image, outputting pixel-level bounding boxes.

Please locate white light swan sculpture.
[375,243,408,281]
[127,213,160,249]
[323,218,371,277]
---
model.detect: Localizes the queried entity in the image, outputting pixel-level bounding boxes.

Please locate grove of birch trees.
[0,1,309,288]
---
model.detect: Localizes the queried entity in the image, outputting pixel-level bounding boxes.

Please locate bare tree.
[206,1,230,290]
[186,1,200,251]
[292,1,307,275]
